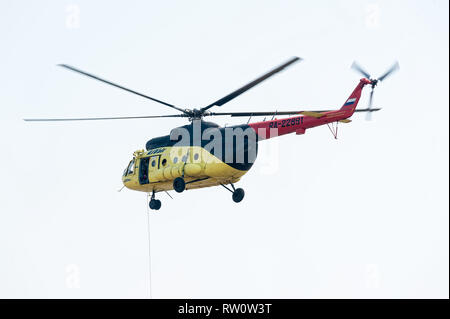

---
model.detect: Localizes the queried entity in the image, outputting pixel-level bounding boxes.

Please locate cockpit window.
[125,160,135,175]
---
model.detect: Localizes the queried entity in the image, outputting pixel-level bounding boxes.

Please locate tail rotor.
[351,61,400,120]
[367,87,375,121]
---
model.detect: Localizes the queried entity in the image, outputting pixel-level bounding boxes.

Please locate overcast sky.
[0,0,448,298]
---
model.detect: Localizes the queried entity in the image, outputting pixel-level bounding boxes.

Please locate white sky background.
[0,0,448,298]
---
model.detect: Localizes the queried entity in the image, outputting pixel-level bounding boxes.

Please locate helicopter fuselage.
[122,120,258,193]
[121,79,371,195]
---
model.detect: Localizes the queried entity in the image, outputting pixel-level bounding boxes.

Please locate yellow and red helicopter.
[25,57,398,210]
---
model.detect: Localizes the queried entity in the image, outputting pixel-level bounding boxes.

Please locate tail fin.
[340,78,371,115]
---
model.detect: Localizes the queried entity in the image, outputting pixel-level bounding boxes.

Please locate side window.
[150,156,159,168]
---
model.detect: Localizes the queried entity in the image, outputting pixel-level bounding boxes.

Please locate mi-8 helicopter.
[25,57,398,210]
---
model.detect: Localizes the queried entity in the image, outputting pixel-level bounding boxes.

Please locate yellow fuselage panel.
[122,146,248,193]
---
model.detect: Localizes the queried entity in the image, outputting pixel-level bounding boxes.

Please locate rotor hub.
[370,79,379,88]
[186,108,204,120]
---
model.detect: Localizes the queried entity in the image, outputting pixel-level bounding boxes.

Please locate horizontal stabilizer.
[339,119,352,123]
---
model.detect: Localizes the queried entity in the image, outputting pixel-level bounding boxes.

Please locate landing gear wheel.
[232,188,245,203]
[149,199,161,210]
[173,177,186,193]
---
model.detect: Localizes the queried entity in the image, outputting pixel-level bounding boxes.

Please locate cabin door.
[138,157,150,185]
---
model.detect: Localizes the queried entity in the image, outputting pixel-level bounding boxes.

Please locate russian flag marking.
[344,97,356,106]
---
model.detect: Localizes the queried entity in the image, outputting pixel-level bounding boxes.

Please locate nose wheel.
[148,191,161,210]
[149,199,161,210]
[221,183,245,203]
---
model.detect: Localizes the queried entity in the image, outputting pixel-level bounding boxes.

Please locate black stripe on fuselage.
[145,120,257,171]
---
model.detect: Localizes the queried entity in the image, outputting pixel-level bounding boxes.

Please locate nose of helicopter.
[121,171,138,192]
[122,173,132,189]
[121,157,136,189]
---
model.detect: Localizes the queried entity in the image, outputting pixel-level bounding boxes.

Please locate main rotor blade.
[351,61,371,79]
[355,108,381,112]
[24,114,187,122]
[208,108,381,117]
[58,64,187,113]
[201,57,302,112]
[377,61,400,81]
[208,111,304,117]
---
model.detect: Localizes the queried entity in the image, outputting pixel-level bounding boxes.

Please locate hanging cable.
[146,193,153,299]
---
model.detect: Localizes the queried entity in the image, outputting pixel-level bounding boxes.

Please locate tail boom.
[248,78,371,140]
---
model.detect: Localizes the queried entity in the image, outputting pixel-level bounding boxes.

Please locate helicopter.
[24,57,399,210]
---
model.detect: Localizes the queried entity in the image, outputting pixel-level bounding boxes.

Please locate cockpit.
[123,159,135,176]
